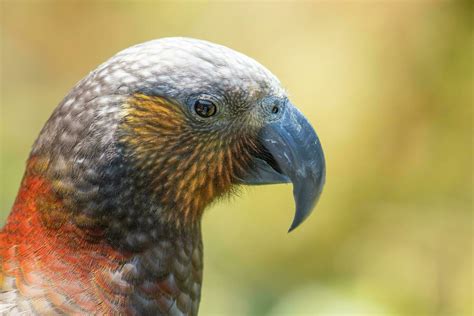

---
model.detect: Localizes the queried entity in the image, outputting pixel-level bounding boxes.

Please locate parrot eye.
[194,99,217,118]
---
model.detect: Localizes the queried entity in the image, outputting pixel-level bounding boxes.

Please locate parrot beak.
[239,102,326,232]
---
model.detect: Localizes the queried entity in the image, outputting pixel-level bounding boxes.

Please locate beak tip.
[287,211,310,233]
[287,223,298,233]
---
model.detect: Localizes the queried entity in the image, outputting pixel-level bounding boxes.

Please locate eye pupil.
[194,100,217,117]
[272,106,279,114]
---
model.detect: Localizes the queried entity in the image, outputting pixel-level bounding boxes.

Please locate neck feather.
[1,160,204,314]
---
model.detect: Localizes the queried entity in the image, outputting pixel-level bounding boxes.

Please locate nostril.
[271,106,279,114]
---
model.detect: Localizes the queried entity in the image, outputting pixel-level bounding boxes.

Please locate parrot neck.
[1,161,204,314]
[9,155,207,248]
[12,151,210,250]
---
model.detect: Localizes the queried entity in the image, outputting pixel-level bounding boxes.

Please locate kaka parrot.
[0,38,325,315]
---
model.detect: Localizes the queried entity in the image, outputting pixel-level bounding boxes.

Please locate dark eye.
[194,99,217,118]
[271,105,279,114]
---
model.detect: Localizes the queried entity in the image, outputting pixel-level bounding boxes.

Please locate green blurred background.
[0,1,472,315]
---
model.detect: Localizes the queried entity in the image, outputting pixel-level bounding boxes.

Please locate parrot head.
[31,37,325,240]
[116,38,325,231]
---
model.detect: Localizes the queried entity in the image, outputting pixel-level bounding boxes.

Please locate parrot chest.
[0,228,203,316]
[0,172,204,315]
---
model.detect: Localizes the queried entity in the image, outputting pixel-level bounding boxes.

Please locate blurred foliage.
[0,1,472,315]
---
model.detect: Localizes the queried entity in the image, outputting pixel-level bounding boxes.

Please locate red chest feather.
[0,169,128,314]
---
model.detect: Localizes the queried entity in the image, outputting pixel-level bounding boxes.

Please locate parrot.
[0,37,325,315]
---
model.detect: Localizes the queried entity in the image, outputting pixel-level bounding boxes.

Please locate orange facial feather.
[120,94,257,224]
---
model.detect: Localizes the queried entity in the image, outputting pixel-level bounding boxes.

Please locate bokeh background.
[0,1,472,315]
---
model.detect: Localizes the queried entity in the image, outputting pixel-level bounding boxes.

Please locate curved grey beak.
[239,102,326,232]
